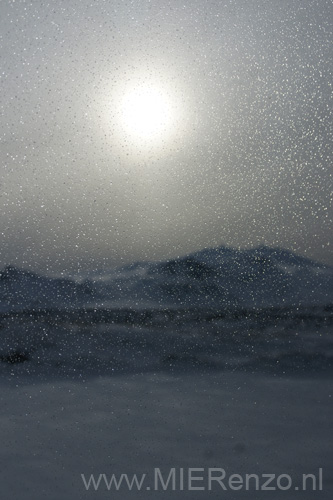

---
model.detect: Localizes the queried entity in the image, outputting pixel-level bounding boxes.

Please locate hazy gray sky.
[1,0,332,275]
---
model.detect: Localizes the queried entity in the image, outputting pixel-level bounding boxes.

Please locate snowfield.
[0,246,332,499]
[0,370,332,499]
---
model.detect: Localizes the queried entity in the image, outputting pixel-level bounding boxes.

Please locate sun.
[120,85,174,141]
[100,70,188,157]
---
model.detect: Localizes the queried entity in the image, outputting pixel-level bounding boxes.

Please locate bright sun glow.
[120,85,174,140]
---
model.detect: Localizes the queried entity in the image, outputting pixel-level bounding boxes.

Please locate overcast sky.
[1,0,332,275]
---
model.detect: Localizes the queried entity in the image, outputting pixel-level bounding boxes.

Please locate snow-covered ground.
[0,246,332,498]
[0,307,332,499]
[0,369,332,499]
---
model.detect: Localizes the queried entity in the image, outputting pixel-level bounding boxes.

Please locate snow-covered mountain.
[1,246,332,312]
[84,246,332,309]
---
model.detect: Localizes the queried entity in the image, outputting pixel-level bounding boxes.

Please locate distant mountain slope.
[0,265,94,312]
[1,247,332,312]
[86,246,333,309]
[187,246,332,307]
